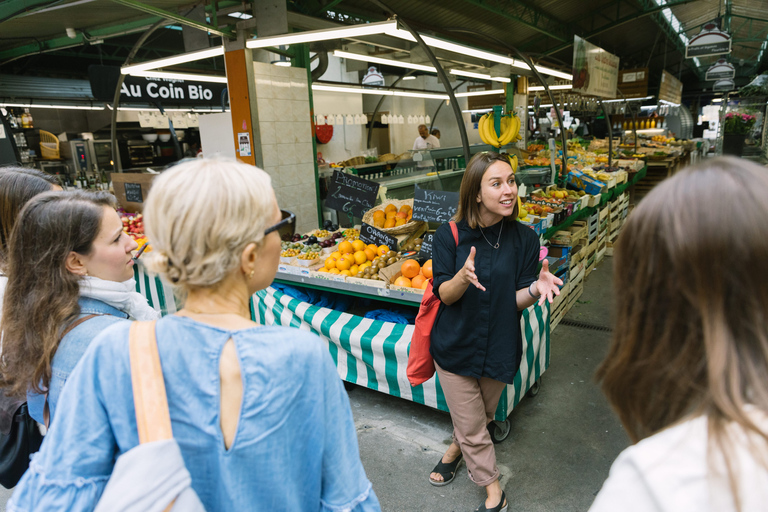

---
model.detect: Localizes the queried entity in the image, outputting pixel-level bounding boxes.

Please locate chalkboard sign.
[124,182,144,203]
[418,232,434,260]
[412,186,458,223]
[324,170,379,218]
[360,223,398,251]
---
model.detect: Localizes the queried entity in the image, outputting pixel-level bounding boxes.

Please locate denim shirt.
[26,297,129,425]
[10,316,380,512]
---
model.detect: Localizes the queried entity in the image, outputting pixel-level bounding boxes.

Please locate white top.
[413,134,440,151]
[589,411,768,512]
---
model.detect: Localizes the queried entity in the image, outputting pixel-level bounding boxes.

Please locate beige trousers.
[435,361,506,487]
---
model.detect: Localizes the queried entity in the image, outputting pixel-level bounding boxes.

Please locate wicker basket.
[39,130,60,160]
[378,153,397,162]
[343,156,365,166]
[362,198,427,236]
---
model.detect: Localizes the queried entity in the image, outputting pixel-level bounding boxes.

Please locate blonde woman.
[9,159,381,511]
[591,157,768,511]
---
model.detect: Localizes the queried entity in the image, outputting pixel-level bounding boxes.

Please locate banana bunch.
[506,153,518,172]
[479,112,521,148]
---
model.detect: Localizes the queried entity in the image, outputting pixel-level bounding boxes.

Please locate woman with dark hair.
[590,157,768,511]
[0,191,159,425]
[428,152,562,512]
[0,170,59,323]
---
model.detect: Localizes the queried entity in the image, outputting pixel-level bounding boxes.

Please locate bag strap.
[129,321,173,444]
[449,221,458,246]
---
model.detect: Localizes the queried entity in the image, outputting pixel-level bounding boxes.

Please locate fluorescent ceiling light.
[0,102,104,111]
[334,50,436,72]
[121,46,224,74]
[711,98,723,103]
[228,12,252,19]
[247,20,397,49]
[272,61,292,67]
[658,99,680,106]
[601,95,654,103]
[312,83,448,100]
[450,69,511,83]
[129,70,227,83]
[462,108,493,113]
[454,89,505,97]
[402,76,417,80]
[529,84,573,91]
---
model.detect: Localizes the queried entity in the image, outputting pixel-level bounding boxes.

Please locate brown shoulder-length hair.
[596,157,768,507]
[454,151,519,228]
[0,190,116,397]
[0,171,56,272]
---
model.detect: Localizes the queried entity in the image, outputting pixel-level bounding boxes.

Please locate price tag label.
[360,223,398,251]
[124,182,143,203]
[324,170,379,218]
[418,232,433,260]
[412,186,458,223]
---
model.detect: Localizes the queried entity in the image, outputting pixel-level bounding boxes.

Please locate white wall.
[198,112,236,158]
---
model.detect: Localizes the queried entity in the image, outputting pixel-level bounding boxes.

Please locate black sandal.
[428,453,463,486]
[474,491,507,512]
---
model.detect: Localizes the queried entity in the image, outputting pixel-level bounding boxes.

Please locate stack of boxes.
[584,211,600,278]
[606,192,630,255]
[548,221,588,330]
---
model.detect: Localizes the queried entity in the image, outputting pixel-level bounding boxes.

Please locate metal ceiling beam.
[637,0,703,82]
[0,0,59,24]
[0,16,164,63]
[106,0,234,38]
[461,0,570,42]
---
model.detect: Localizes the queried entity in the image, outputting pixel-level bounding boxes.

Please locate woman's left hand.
[533,259,564,306]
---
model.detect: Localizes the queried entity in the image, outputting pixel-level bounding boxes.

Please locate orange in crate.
[401,259,421,279]
[394,276,412,287]
[422,259,433,279]
[411,274,426,289]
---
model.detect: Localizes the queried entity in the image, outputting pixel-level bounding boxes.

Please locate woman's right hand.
[460,246,486,292]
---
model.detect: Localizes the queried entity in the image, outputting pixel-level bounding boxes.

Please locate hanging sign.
[686,22,731,58]
[360,223,398,251]
[658,71,683,105]
[362,66,385,86]
[617,67,649,99]
[412,186,459,223]
[712,79,735,92]
[571,36,620,99]
[324,170,379,218]
[705,59,735,81]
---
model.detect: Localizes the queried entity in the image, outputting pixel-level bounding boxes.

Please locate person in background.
[7,158,381,511]
[413,124,440,150]
[431,128,441,140]
[428,152,561,512]
[0,169,60,324]
[0,191,158,425]
[590,157,768,512]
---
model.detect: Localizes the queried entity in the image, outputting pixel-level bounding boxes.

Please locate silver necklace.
[479,221,503,249]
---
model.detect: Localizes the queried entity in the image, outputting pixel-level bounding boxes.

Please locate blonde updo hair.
[144,158,274,290]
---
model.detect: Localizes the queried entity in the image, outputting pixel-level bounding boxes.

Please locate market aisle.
[352,258,630,512]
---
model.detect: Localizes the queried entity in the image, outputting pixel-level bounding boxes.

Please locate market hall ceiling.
[1,0,767,93]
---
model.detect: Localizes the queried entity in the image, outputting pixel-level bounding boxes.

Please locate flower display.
[723,112,757,135]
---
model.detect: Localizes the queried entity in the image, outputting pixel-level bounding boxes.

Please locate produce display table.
[132,263,551,436]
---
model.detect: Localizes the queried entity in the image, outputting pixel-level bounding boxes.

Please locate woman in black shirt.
[428,152,562,512]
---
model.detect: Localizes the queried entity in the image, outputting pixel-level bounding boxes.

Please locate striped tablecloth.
[133,265,551,421]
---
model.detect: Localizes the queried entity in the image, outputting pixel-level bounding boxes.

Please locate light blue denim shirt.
[10,315,380,512]
[26,297,129,424]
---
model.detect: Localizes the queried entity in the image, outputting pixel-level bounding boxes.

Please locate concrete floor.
[351,258,630,512]
[0,259,626,512]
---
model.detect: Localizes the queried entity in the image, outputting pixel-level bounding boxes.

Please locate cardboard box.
[378,257,424,293]
[567,169,607,196]
[111,173,157,213]
[345,275,387,288]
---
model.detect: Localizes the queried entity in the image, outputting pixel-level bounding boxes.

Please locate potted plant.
[722,112,756,155]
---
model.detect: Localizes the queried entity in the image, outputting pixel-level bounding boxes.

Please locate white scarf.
[80,276,160,321]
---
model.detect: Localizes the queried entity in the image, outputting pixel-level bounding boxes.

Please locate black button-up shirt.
[431,218,539,384]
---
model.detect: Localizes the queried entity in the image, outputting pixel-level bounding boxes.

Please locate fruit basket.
[362,199,426,236]
[343,156,365,166]
[377,153,398,162]
[39,130,60,160]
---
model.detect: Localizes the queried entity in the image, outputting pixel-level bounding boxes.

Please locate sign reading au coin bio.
[571,36,620,99]
[324,170,380,218]
[686,22,731,58]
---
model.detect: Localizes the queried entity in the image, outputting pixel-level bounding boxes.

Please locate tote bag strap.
[449,221,458,246]
[129,321,173,444]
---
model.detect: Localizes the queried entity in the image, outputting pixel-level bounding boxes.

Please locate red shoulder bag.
[407,221,458,387]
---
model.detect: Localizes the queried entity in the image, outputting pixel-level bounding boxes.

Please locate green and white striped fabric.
[132,264,550,421]
[254,287,550,421]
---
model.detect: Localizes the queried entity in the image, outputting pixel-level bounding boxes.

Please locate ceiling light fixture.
[601,95,654,103]
[128,70,228,83]
[402,76,417,80]
[0,102,104,111]
[528,84,573,91]
[312,83,448,100]
[454,89,505,97]
[333,50,436,72]
[247,20,398,49]
[227,12,253,19]
[449,69,511,83]
[121,46,225,74]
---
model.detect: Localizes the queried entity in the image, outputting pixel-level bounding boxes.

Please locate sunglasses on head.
[264,210,296,236]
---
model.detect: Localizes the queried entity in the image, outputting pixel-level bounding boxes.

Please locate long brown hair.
[454,151,519,228]
[0,190,116,397]
[596,157,768,507]
[0,171,55,272]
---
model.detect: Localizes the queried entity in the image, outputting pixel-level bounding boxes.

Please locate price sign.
[360,223,398,251]
[124,182,144,203]
[324,170,379,218]
[418,232,433,260]
[412,186,458,223]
